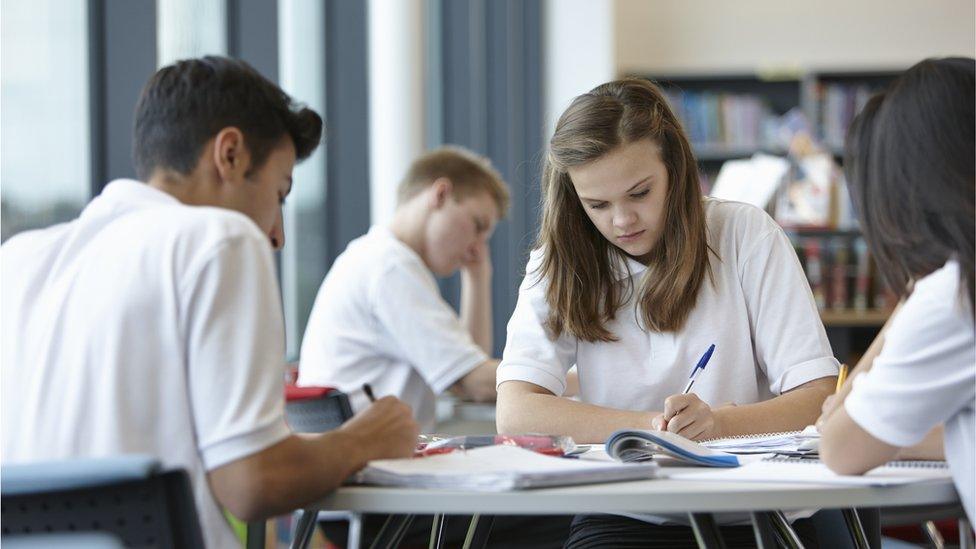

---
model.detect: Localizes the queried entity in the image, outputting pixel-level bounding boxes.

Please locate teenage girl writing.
[819,57,975,524]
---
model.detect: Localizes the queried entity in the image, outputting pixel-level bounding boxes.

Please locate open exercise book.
[606,426,821,467]
[605,429,742,467]
[605,429,948,486]
[350,445,659,491]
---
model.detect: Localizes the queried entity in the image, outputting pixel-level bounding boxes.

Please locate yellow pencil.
[835,363,849,393]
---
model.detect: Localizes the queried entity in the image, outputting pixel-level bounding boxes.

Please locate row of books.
[665,91,778,150]
[815,82,876,150]
[792,235,895,312]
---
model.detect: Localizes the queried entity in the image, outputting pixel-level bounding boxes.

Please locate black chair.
[282,384,359,549]
[284,384,355,433]
[1,455,204,549]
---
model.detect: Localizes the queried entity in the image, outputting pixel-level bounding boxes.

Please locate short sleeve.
[370,261,489,394]
[496,250,578,395]
[738,226,839,394]
[845,264,976,447]
[181,235,291,470]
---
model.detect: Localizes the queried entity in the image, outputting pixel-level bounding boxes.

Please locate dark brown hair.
[537,78,711,341]
[844,57,975,314]
[133,56,322,181]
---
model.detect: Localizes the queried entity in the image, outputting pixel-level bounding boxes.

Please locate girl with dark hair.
[819,57,975,525]
[495,78,840,546]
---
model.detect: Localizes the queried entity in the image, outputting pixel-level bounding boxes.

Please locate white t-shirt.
[845,260,975,522]
[1,180,291,548]
[499,198,839,421]
[299,225,488,432]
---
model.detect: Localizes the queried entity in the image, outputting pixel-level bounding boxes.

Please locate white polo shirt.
[846,260,975,523]
[299,225,488,432]
[1,180,292,548]
[499,198,839,420]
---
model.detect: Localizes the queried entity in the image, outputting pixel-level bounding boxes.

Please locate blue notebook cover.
[606,429,740,468]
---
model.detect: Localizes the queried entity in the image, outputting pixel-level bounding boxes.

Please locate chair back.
[1,455,204,549]
[285,385,354,433]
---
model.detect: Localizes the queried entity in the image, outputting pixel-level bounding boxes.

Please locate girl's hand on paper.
[815,372,859,433]
[650,393,717,441]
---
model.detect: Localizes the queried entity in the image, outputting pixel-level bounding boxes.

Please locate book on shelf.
[829,238,849,310]
[802,238,827,309]
[665,90,775,151]
[793,233,890,316]
[817,82,877,150]
[852,238,870,311]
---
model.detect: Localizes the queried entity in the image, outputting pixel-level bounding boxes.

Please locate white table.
[295,470,961,549]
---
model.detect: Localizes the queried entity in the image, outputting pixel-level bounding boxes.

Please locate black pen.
[363,383,376,403]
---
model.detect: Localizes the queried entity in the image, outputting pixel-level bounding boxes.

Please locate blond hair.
[397,145,510,216]
[537,78,714,342]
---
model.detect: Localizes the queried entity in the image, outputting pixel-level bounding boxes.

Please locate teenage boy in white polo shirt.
[0,56,419,548]
[300,147,575,549]
[299,147,510,433]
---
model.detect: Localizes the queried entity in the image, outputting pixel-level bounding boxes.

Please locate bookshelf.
[645,68,904,363]
[649,69,902,167]
[820,309,890,327]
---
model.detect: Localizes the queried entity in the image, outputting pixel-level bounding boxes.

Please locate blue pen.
[681,344,715,394]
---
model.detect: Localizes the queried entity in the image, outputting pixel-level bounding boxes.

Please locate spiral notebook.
[701,425,820,455]
[670,456,950,486]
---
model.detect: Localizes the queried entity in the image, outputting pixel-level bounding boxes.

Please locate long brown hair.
[844,57,975,315]
[536,78,711,342]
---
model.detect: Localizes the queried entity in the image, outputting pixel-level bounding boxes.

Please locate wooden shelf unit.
[820,308,890,327]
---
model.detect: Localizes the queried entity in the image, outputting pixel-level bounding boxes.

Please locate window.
[1,0,90,241]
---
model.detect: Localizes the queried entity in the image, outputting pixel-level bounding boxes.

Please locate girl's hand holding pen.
[816,364,856,433]
[651,393,718,441]
[652,343,718,440]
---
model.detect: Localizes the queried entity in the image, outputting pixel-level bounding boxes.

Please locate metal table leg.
[429,514,447,549]
[749,512,779,549]
[462,514,495,549]
[689,512,727,549]
[769,510,805,549]
[370,514,415,549]
[959,516,974,549]
[348,512,363,549]
[842,508,871,549]
[290,510,319,549]
[922,520,946,549]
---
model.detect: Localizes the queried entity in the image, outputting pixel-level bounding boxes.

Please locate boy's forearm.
[460,269,493,353]
[209,431,368,521]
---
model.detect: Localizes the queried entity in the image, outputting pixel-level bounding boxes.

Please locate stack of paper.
[351,445,659,491]
[671,457,950,486]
